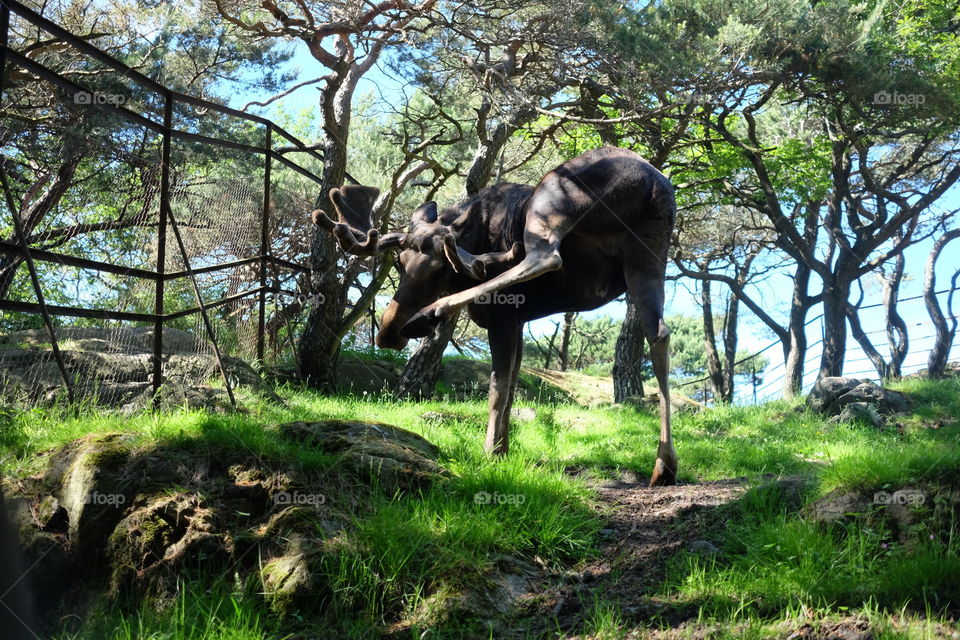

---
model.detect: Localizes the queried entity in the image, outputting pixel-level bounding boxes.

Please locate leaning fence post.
[166,208,237,407]
[257,124,272,364]
[152,89,172,408]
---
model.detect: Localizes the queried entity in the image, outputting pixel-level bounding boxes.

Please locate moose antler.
[311,185,407,255]
[442,236,524,280]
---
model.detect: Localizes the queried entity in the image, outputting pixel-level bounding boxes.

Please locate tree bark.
[613,296,645,402]
[819,273,852,379]
[925,228,960,378]
[700,279,727,402]
[883,251,908,379]
[0,154,82,299]
[558,311,575,371]
[783,260,813,396]
[720,287,740,403]
[395,311,460,399]
[297,80,352,390]
[847,303,890,380]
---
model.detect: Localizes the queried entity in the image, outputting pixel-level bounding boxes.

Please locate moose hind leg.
[627,273,677,486]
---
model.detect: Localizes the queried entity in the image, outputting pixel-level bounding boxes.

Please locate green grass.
[3,376,960,638]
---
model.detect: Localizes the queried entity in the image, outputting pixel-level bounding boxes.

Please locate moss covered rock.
[278,420,450,492]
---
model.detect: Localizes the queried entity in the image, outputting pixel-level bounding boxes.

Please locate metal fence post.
[152,90,172,407]
[257,124,272,363]
[166,208,236,406]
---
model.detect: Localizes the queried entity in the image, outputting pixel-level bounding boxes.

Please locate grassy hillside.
[1,376,958,639]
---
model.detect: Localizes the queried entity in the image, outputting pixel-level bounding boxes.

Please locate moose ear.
[411,201,438,226]
[329,185,381,230]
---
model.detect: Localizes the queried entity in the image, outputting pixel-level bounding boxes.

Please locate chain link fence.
[0,0,321,408]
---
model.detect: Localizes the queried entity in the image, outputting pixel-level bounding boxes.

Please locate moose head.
[310,185,521,350]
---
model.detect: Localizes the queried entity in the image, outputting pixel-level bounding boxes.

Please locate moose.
[312,146,678,486]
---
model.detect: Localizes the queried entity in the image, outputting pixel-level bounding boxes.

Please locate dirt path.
[506,475,751,639]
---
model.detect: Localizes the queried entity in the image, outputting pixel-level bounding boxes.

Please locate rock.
[623,393,706,414]
[807,377,864,415]
[690,540,720,556]
[807,377,909,418]
[0,327,272,409]
[260,533,328,617]
[838,383,909,415]
[43,433,134,560]
[510,407,537,422]
[108,493,226,600]
[807,490,871,525]
[277,420,449,492]
[420,411,468,425]
[335,358,399,396]
[35,495,68,532]
[831,402,885,428]
[407,570,532,628]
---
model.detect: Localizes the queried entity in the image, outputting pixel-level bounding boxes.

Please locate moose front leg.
[485,320,523,455]
[647,320,677,486]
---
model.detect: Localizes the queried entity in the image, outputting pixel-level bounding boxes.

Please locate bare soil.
[498,475,958,640]
[500,475,748,638]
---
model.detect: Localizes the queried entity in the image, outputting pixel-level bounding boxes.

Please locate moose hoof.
[400,308,440,338]
[649,456,678,487]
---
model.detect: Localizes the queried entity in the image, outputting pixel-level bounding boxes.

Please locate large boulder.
[837,382,909,414]
[277,420,449,492]
[3,421,447,625]
[42,433,135,561]
[107,493,226,601]
[806,377,864,415]
[830,402,885,428]
[807,377,909,418]
[0,327,270,409]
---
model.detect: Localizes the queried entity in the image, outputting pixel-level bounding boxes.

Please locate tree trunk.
[558,311,575,371]
[847,304,890,379]
[297,88,351,390]
[925,229,960,378]
[883,251,908,379]
[613,296,645,402]
[720,289,740,403]
[700,279,726,403]
[395,311,459,399]
[0,154,82,299]
[819,274,851,379]
[783,261,813,397]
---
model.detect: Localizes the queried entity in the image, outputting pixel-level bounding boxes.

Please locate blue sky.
[227,43,960,395]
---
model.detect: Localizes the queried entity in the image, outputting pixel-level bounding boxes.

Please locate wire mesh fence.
[0,0,323,409]
[675,288,960,406]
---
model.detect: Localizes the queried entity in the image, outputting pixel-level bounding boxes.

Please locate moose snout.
[376,300,410,350]
[374,330,408,350]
